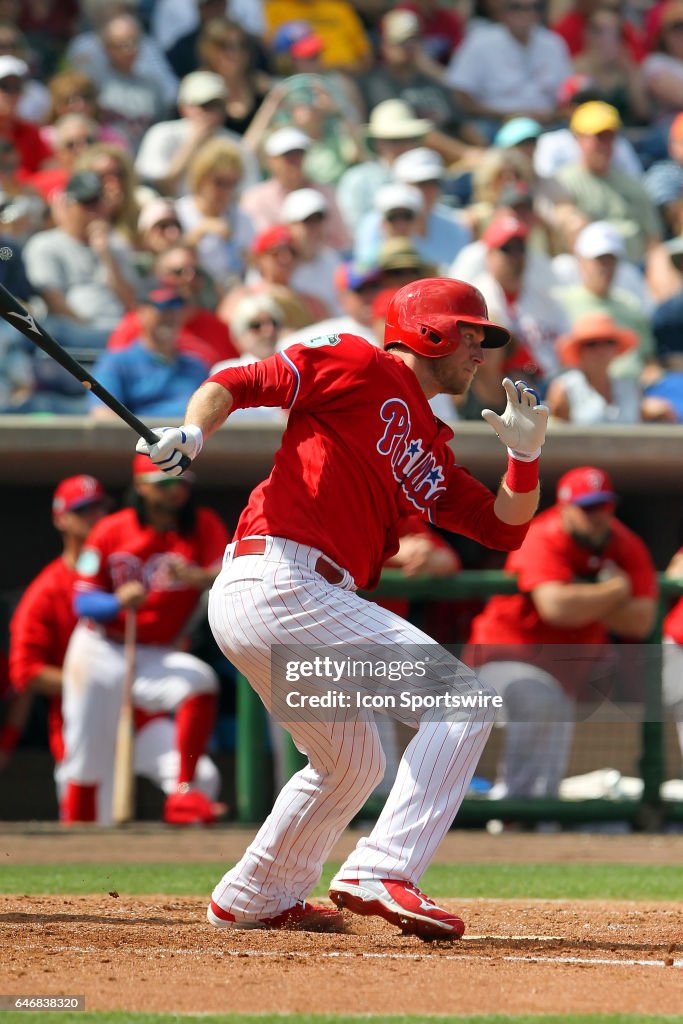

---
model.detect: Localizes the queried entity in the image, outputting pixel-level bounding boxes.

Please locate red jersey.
[551,11,645,61]
[208,333,529,590]
[468,506,657,693]
[2,118,53,177]
[75,507,229,645]
[107,309,238,369]
[663,549,683,643]
[9,556,77,762]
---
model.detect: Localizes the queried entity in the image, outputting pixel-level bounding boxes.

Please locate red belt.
[233,537,344,586]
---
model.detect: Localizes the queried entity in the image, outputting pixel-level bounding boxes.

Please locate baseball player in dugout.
[137,277,548,939]
[468,467,658,800]
[59,458,230,826]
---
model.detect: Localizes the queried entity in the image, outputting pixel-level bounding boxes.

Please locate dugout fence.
[235,571,683,829]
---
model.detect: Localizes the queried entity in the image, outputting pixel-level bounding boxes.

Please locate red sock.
[61,781,97,823]
[175,693,217,786]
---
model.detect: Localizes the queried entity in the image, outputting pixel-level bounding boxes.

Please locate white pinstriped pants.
[208,537,494,920]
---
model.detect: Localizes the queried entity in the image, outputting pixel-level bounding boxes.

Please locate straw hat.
[556,312,638,367]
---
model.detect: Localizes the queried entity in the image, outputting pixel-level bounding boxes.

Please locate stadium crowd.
[1,0,683,823]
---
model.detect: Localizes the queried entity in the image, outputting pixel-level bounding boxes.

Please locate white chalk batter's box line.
[16,942,683,968]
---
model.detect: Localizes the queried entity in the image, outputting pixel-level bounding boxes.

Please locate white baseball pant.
[62,621,220,826]
[207,537,494,921]
[662,638,683,758]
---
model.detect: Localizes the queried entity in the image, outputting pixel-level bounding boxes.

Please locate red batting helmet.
[382,278,510,357]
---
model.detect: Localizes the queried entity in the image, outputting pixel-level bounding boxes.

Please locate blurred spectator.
[663,546,683,758]
[225,292,283,361]
[572,6,649,126]
[393,147,471,270]
[0,21,50,124]
[95,14,167,154]
[355,182,426,267]
[23,170,139,353]
[642,1,683,119]
[132,197,184,276]
[17,1,80,77]
[66,1,178,109]
[196,17,271,136]
[28,114,99,202]
[395,0,464,66]
[42,70,128,149]
[466,0,506,38]
[218,223,328,331]
[468,466,657,799]
[445,0,572,140]
[376,236,436,291]
[336,99,433,232]
[642,285,683,421]
[648,232,683,310]
[551,0,645,61]
[239,126,349,249]
[546,312,642,424]
[643,112,683,246]
[265,0,372,74]
[75,143,142,245]
[556,101,662,263]
[552,220,655,378]
[176,136,254,290]
[152,0,266,54]
[0,56,52,176]
[135,70,260,197]
[281,188,342,315]
[243,73,362,186]
[462,213,566,416]
[280,261,382,348]
[166,1,233,80]
[533,75,644,179]
[494,116,542,160]
[465,146,537,236]
[107,242,237,367]
[267,20,363,120]
[0,233,34,412]
[89,284,209,418]
[357,10,465,137]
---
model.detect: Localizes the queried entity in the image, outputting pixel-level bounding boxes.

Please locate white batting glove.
[481,378,549,461]
[135,424,203,477]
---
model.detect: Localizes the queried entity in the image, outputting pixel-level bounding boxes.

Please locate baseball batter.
[61,458,229,826]
[138,277,548,938]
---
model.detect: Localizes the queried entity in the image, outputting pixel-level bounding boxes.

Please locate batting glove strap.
[481,378,549,456]
[507,446,542,462]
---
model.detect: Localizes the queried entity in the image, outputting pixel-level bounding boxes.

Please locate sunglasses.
[63,136,97,150]
[198,99,225,112]
[582,338,618,349]
[385,209,416,223]
[0,78,23,93]
[164,264,196,276]
[63,91,97,104]
[498,240,526,254]
[153,219,182,231]
[212,38,246,51]
[302,211,326,225]
[247,317,279,330]
[109,39,138,51]
[210,176,239,189]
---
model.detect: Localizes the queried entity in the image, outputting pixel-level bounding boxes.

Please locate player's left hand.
[481,378,549,459]
[136,424,203,477]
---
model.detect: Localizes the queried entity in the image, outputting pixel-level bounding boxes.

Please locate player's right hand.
[136,425,203,477]
[115,581,146,610]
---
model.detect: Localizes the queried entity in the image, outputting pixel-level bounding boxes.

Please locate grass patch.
[8,1017,683,1024]
[1,862,681,900]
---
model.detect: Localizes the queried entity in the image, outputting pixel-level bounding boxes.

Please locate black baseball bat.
[0,281,190,469]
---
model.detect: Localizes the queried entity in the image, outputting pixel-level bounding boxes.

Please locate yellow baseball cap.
[570,101,621,136]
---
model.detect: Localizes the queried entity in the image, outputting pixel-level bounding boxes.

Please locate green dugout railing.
[235,571,683,827]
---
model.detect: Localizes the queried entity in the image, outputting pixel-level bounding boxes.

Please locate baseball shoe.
[328,878,465,940]
[207,899,344,932]
[163,785,227,826]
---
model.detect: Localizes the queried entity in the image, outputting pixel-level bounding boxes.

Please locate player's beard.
[430,359,477,397]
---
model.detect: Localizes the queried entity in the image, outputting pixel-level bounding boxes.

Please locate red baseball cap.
[52,475,106,515]
[334,261,381,292]
[371,286,400,322]
[251,224,296,255]
[482,214,529,250]
[556,466,617,507]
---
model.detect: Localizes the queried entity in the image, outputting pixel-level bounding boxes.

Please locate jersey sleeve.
[430,462,531,552]
[9,585,59,690]
[74,521,114,594]
[612,529,659,598]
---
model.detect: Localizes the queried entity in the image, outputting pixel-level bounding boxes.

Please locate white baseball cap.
[574,220,625,259]
[376,182,424,216]
[178,71,226,106]
[393,147,444,184]
[281,187,328,223]
[0,56,28,81]
[366,99,433,141]
[264,127,312,157]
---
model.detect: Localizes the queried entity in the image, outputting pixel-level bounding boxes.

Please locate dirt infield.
[2,829,683,1016]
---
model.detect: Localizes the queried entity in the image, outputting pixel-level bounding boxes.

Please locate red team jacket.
[664,548,683,643]
[468,506,658,694]
[75,507,229,645]
[9,557,76,762]
[208,334,530,588]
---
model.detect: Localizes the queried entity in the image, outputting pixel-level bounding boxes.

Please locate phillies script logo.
[377,398,446,510]
[108,552,192,591]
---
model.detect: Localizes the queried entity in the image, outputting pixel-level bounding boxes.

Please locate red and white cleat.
[207,899,344,932]
[328,878,465,940]
[163,785,227,826]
